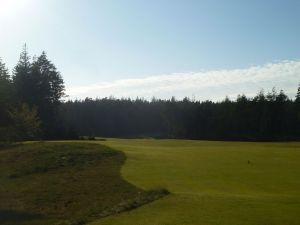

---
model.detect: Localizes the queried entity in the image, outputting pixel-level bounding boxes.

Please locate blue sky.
[0,0,299,100]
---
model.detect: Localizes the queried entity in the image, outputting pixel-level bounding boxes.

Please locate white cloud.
[67,60,300,101]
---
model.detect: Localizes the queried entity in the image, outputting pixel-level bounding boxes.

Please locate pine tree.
[0,58,10,80]
[12,46,66,138]
[266,87,277,102]
[0,58,14,142]
[12,44,32,104]
[30,51,65,138]
[0,58,13,123]
[31,51,65,105]
[14,44,31,74]
[276,90,288,103]
[296,83,300,103]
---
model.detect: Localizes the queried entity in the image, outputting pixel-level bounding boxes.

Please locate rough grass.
[0,142,168,225]
[89,139,300,225]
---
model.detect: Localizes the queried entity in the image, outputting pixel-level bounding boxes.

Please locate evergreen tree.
[0,58,12,106]
[295,84,300,136]
[277,90,288,102]
[296,83,300,103]
[0,59,14,142]
[12,46,66,139]
[30,51,65,138]
[266,87,277,102]
[31,51,65,105]
[0,58,13,127]
[12,44,32,104]
[0,58,10,79]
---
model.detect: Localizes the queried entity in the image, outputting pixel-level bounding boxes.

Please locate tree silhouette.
[0,58,14,141]
[11,45,66,139]
[296,84,300,103]
[1,46,300,142]
[30,51,65,138]
[13,44,31,104]
[61,85,300,141]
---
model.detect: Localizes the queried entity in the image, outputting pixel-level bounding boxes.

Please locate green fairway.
[90,139,300,225]
[1,140,299,225]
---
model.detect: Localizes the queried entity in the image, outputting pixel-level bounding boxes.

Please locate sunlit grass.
[90,139,300,225]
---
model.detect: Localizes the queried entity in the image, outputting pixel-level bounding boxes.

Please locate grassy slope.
[90,139,300,225]
[0,142,165,225]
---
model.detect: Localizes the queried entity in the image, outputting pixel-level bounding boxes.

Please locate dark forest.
[62,89,300,141]
[1,47,300,142]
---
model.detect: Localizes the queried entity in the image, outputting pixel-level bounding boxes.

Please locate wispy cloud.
[67,60,300,101]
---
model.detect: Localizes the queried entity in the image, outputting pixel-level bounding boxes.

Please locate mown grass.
[89,139,300,225]
[0,142,167,225]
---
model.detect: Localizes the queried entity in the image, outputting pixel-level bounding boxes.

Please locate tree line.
[1,46,300,142]
[62,87,300,141]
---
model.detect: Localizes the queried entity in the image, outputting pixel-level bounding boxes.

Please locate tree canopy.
[1,45,67,142]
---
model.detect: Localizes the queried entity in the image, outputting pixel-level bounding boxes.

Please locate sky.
[0,0,299,101]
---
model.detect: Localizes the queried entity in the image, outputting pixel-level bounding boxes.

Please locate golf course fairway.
[90,139,300,225]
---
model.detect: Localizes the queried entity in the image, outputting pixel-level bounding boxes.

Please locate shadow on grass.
[0,142,169,225]
[0,210,43,223]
